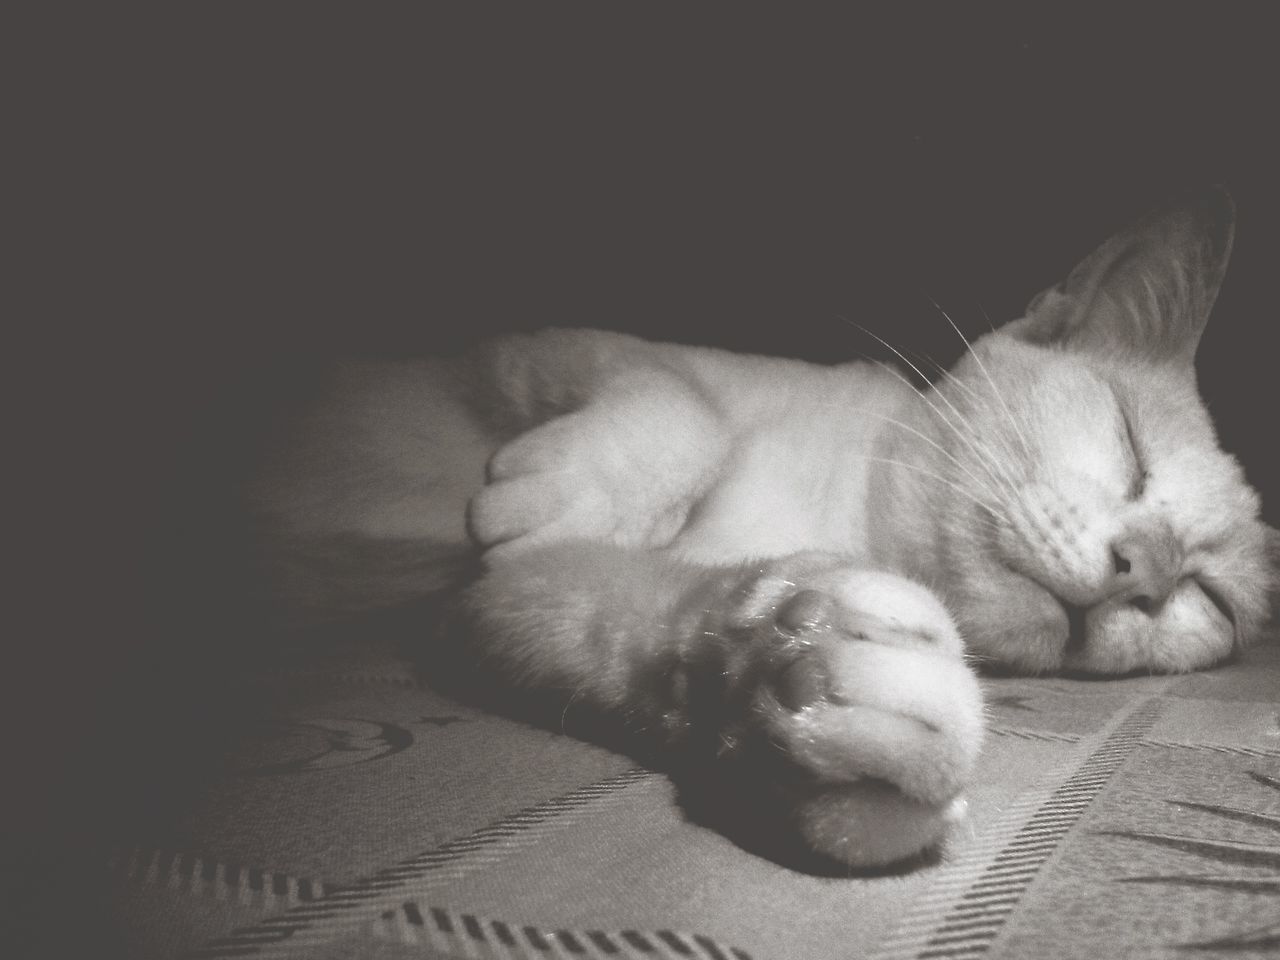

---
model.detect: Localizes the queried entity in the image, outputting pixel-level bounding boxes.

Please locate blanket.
[98,630,1280,959]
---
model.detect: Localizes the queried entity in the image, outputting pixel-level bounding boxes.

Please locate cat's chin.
[1061,586,1237,675]
[792,781,969,868]
[962,574,1237,676]
[953,567,1073,674]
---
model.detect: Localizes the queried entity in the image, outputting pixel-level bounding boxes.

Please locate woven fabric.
[97,634,1280,959]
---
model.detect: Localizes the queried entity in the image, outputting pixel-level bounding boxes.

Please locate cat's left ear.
[1008,186,1235,365]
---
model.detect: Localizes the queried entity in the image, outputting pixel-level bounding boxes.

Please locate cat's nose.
[1106,523,1182,613]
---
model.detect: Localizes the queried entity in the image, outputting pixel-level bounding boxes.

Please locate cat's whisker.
[916,350,981,402]
[560,687,585,734]
[966,302,1035,474]
[798,389,1019,504]
[959,390,1027,492]
[907,352,1029,494]
[915,350,1021,460]
[862,410,1007,509]
[863,356,977,454]
[977,301,999,334]
[929,382,1024,501]
[869,358,1022,505]
[924,294,1034,460]
[910,350,1034,486]
[736,380,1016,513]
[851,454,1011,525]
[842,323,1025,498]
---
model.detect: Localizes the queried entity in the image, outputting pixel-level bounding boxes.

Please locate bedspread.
[98,633,1280,960]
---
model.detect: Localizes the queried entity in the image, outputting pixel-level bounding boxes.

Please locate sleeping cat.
[250,186,1274,870]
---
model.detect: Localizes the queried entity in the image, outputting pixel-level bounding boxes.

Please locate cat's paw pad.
[723,559,984,866]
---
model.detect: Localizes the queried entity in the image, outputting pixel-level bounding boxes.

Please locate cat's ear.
[1008,186,1235,365]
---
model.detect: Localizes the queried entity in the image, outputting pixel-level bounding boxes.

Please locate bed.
[101,625,1279,959]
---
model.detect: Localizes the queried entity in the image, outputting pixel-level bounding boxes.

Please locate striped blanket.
[94,632,1280,959]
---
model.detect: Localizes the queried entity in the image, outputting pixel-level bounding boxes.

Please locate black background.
[60,7,1277,510]
[13,4,1280,858]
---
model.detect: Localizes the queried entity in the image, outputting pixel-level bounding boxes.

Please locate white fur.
[252,188,1272,867]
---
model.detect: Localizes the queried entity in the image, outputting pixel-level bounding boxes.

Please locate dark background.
[62,6,1277,510]
[12,3,1280,890]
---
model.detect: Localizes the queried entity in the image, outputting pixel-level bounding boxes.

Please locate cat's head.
[930,186,1274,674]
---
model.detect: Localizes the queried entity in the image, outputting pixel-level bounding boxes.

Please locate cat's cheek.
[756,643,982,868]
[1163,581,1237,670]
[955,570,1069,673]
[763,643,984,804]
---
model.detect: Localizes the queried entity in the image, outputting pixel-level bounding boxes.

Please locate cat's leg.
[468,368,728,557]
[464,542,984,868]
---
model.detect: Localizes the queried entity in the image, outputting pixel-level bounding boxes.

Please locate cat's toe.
[790,781,971,869]
[765,638,982,805]
[769,634,983,866]
[729,561,985,867]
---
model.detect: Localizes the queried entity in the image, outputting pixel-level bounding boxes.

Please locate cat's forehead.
[971,331,1193,406]
[960,333,1229,467]
[958,333,1118,407]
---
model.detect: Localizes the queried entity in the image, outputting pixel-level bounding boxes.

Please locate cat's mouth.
[1055,598,1156,676]
[1061,600,1090,656]
[1012,580,1134,674]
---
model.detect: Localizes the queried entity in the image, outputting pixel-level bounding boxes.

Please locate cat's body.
[247,187,1274,869]
[255,333,910,587]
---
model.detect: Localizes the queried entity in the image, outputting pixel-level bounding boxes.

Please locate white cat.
[250,187,1274,869]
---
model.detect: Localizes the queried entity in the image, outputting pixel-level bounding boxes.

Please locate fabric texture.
[97,632,1280,959]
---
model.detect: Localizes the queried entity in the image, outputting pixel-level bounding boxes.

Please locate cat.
[248,186,1274,870]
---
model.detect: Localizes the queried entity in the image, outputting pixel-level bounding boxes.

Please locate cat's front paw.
[468,413,691,558]
[707,556,984,867]
[468,414,619,556]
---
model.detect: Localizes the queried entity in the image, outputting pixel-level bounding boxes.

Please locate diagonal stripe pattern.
[872,698,1163,960]
[183,766,655,959]
[371,901,754,960]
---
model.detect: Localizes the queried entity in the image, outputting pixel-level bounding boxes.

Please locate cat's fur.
[249,187,1273,868]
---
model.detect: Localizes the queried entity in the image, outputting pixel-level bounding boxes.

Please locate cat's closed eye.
[1191,575,1235,629]
[1118,407,1148,500]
